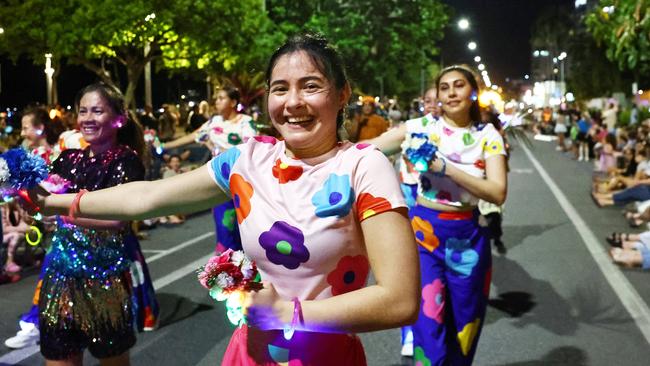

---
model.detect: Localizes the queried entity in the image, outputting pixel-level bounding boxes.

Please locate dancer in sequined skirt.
[37,83,149,364]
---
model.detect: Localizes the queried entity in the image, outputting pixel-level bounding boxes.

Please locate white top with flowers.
[196,114,256,156]
[401,113,506,208]
[206,137,406,301]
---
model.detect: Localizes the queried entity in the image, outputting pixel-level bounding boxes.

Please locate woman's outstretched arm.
[38,164,228,220]
[362,123,406,156]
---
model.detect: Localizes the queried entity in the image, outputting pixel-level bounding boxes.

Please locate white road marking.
[153,254,213,290]
[521,143,650,344]
[147,232,214,263]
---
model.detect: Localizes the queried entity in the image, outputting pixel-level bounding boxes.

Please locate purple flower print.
[259,221,310,269]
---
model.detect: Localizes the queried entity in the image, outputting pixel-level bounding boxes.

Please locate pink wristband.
[283,297,303,340]
[68,189,88,219]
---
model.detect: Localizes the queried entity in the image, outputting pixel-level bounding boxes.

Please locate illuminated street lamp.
[474,56,481,63]
[467,41,477,51]
[478,63,485,71]
[44,53,55,105]
[458,18,470,30]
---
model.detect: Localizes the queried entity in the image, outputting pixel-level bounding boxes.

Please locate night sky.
[439,0,573,84]
[0,0,574,109]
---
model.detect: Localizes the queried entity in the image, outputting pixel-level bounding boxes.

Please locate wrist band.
[433,158,447,177]
[68,189,88,219]
[283,297,303,340]
[25,225,42,246]
[16,189,39,214]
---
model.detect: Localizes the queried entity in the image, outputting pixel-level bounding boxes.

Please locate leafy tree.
[0,0,273,107]
[585,0,650,82]
[266,0,449,102]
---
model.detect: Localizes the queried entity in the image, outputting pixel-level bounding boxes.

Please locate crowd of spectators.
[532,100,650,270]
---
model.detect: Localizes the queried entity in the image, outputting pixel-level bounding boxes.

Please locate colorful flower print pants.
[409,205,491,366]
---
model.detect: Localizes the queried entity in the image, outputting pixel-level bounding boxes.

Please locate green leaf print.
[221,208,236,231]
[462,132,475,146]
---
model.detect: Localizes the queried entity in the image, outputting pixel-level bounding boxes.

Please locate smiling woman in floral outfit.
[25,33,420,365]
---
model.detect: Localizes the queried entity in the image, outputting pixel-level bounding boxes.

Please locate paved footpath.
[1,137,650,365]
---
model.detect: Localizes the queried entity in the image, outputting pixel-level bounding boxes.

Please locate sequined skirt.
[39,270,135,360]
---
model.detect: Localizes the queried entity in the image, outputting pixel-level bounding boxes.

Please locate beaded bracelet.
[283,297,303,340]
[68,189,88,219]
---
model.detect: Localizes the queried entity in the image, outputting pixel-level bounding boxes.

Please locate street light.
[458,18,470,30]
[44,53,55,105]
[478,63,485,71]
[467,41,477,51]
[474,56,481,63]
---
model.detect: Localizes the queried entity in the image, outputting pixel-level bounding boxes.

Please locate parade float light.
[478,89,504,112]
[522,89,534,106]
[565,92,575,102]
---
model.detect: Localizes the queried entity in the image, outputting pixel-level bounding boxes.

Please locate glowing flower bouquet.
[197,249,262,326]
[144,129,164,155]
[403,132,438,172]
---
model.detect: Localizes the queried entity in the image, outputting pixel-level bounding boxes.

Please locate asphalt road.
[2,137,650,365]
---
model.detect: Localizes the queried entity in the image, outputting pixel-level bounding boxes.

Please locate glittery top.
[48,145,144,278]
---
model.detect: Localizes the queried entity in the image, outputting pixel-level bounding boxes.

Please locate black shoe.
[494,240,507,254]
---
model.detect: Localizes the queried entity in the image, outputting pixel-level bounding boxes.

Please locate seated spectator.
[593,147,642,194]
[607,231,650,269]
[1,201,31,283]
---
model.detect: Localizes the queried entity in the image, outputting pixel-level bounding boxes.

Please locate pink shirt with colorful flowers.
[206,137,406,301]
[401,114,506,208]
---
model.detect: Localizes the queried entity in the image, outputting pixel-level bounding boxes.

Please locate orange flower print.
[411,216,440,252]
[272,159,303,184]
[327,255,370,296]
[356,193,393,221]
[229,174,254,224]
